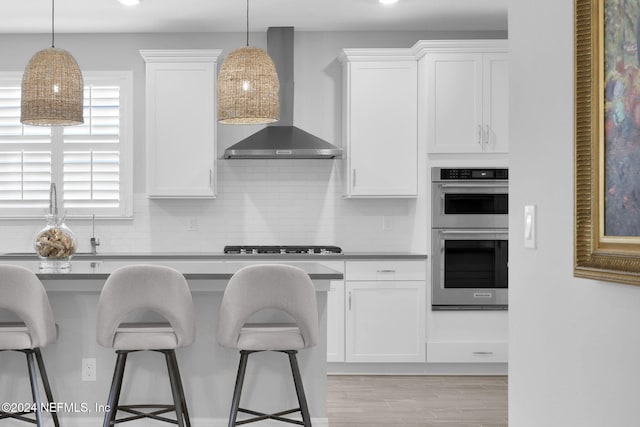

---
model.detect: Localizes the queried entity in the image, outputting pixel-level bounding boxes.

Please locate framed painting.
[575,0,640,285]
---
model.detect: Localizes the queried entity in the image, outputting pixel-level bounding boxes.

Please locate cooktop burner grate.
[223,245,342,255]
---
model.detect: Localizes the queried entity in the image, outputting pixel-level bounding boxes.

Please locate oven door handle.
[439,183,509,188]
[439,230,508,235]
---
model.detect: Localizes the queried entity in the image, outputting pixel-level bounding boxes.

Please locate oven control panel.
[437,168,508,180]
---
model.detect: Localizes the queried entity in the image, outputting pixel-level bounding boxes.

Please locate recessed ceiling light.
[379,0,399,5]
[118,0,141,6]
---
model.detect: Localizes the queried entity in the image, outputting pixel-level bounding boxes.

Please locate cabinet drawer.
[346,260,425,281]
[427,341,508,363]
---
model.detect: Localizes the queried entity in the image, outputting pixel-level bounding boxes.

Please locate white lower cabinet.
[327,280,345,362]
[325,259,507,367]
[346,280,425,362]
[426,310,508,363]
[342,260,426,363]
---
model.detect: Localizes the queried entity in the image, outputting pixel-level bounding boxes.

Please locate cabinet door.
[345,61,417,197]
[345,281,425,363]
[144,55,217,198]
[327,280,345,362]
[425,53,484,153]
[483,53,509,153]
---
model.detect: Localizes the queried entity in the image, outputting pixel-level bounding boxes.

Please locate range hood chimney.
[223,27,342,159]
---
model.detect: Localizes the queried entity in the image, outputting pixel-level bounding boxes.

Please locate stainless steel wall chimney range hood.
[223,27,342,159]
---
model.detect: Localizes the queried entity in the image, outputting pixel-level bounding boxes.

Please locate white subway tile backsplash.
[0,160,425,253]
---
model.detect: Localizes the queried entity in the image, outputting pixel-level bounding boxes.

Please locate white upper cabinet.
[483,53,509,153]
[141,49,222,198]
[417,41,508,154]
[340,50,418,197]
[424,53,484,153]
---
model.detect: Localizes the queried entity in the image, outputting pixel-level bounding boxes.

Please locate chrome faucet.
[90,214,100,255]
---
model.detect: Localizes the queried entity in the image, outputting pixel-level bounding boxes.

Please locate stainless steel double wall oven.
[431,168,508,310]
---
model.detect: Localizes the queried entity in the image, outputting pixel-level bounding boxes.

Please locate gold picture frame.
[575,0,640,285]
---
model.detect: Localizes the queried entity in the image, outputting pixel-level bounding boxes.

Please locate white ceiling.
[0,0,508,34]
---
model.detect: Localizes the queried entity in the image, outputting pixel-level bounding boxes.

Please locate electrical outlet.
[382,216,393,231]
[82,358,96,381]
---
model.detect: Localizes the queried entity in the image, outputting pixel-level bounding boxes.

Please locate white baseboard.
[328,361,508,375]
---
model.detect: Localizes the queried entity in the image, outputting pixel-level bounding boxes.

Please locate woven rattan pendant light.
[21,0,84,126]
[217,0,279,124]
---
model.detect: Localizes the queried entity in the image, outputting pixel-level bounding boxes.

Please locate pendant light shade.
[21,47,84,126]
[217,0,279,124]
[217,46,279,124]
[21,0,84,127]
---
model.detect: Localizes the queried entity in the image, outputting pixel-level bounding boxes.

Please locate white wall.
[0,30,503,254]
[509,1,640,426]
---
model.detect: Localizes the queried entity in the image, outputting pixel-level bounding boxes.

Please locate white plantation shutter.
[0,151,51,205]
[66,85,121,140]
[0,84,52,210]
[0,72,132,218]
[63,151,120,208]
[0,86,51,143]
[63,85,121,211]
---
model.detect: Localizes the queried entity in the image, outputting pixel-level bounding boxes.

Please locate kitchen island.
[0,259,340,427]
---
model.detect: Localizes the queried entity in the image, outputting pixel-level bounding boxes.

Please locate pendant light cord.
[245,0,249,47]
[51,0,55,48]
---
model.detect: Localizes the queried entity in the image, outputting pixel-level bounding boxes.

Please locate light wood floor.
[327,375,508,427]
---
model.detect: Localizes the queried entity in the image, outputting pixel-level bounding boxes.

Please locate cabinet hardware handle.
[209,169,213,188]
[377,269,396,273]
[348,292,352,310]
[352,169,357,189]
[440,229,508,235]
[473,351,493,356]
[477,125,482,145]
[440,183,509,189]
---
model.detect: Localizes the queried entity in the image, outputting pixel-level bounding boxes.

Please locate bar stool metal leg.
[229,351,251,427]
[25,351,43,427]
[103,351,128,427]
[168,350,191,427]
[286,351,312,427]
[33,348,60,427]
[102,349,192,427]
[164,350,185,427]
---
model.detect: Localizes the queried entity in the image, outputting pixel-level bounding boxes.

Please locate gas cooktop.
[223,245,342,255]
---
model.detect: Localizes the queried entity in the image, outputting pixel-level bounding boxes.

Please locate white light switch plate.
[524,205,536,249]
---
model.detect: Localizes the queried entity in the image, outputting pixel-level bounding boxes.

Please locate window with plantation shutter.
[0,71,133,218]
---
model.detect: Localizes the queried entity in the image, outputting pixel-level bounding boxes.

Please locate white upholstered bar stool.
[0,265,59,427]
[218,264,319,427]
[97,264,195,427]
